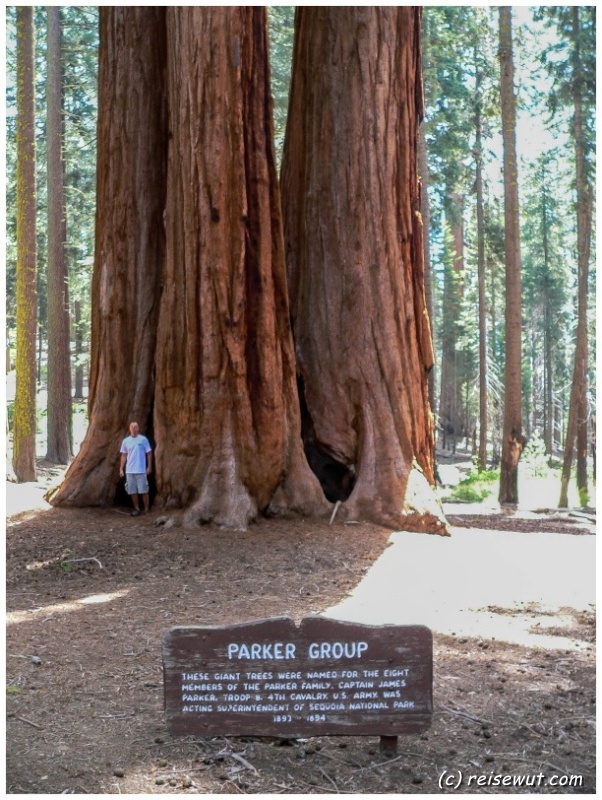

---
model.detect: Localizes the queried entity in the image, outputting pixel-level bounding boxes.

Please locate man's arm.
[119,452,127,478]
[146,451,153,475]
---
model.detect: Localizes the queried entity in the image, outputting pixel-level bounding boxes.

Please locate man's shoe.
[131,510,140,517]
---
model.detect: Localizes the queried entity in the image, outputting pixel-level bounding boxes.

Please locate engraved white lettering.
[307,641,369,659]
[227,643,296,660]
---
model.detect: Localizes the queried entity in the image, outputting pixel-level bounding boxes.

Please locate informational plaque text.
[163,617,432,737]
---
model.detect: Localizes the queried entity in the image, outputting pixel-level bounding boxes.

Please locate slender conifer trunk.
[46,6,73,464]
[560,7,592,508]
[498,7,524,505]
[13,7,38,482]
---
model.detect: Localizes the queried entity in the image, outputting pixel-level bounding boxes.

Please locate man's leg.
[126,474,141,515]
[141,493,150,513]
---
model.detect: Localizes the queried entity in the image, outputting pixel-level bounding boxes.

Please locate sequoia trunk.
[282,8,445,533]
[51,8,327,525]
[418,123,435,415]
[153,7,327,527]
[50,8,167,505]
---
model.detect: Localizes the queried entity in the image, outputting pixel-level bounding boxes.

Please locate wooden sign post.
[163,617,432,752]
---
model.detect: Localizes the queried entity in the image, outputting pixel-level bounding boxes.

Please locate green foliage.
[462,468,499,485]
[423,7,500,433]
[533,6,596,176]
[578,486,590,508]
[6,686,21,695]
[520,431,550,477]
[6,6,98,366]
[267,7,294,169]
[521,150,575,441]
[423,7,498,203]
[450,469,499,503]
[7,401,14,430]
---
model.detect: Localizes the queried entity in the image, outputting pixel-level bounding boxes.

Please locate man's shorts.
[126,473,149,495]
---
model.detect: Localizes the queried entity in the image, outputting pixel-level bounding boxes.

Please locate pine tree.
[422,7,497,454]
[534,7,596,507]
[522,152,573,460]
[13,7,38,482]
[45,6,73,464]
[498,6,525,505]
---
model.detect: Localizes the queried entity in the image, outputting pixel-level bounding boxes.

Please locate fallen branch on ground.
[61,557,103,569]
[441,704,492,726]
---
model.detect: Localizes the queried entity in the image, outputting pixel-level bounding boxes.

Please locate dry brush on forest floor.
[5,482,596,795]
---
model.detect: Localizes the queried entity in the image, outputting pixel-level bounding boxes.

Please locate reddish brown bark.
[418,123,435,415]
[53,8,326,526]
[498,7,525,505]
[50,8,168,506]
[153,7,327,527]
[282,8,446,533]
[13,7,38,483]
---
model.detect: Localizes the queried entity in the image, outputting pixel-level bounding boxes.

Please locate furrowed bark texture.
[50,8,167,506]
[282,8,445,533]
[418,123,435,415]
[13,7,38,483]
[498,7,524,505]
[153,7,327,527]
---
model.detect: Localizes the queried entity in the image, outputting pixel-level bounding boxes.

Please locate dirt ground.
[5,472,596,795]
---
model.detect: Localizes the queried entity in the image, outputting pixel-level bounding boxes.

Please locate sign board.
[163,617,432,737]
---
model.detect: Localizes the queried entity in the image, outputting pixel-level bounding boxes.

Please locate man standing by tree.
[119,422,152,516]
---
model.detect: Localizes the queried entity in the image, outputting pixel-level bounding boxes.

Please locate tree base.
[341,463,450,536]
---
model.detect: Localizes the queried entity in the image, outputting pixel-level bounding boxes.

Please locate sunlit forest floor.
[6,454,595,794]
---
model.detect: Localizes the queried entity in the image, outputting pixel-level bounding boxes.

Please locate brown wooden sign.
[163,617,432,737]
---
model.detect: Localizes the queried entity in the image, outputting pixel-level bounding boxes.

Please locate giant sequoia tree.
[281,8,445,533]
[50,8,168,507]
[153,7,327,526]
[52,7,327,527]
[53,7,442,532]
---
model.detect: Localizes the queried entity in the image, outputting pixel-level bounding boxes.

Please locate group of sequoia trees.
[50,7,446,533]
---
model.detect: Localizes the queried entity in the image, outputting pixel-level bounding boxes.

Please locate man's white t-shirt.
[120,435,152,474]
